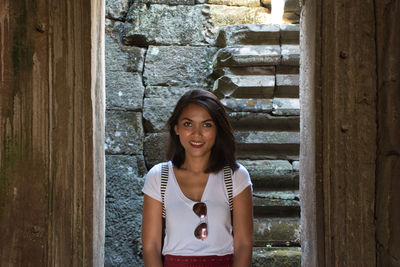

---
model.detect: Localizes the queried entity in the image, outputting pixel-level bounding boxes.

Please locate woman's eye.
[203,123,213,128]
[183,121,191,127]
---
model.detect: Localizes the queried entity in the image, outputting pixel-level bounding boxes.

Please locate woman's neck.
[180,155,209,173]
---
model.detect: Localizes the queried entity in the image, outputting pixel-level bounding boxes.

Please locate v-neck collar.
[169,161,212,205]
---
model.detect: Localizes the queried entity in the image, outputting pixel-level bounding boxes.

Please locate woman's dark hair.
[166,89,239,173]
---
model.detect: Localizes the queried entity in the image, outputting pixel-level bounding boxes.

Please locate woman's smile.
[174,103,217,160]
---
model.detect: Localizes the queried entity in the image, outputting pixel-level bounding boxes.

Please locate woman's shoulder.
[234,162,250,177]
[146,161,170,175]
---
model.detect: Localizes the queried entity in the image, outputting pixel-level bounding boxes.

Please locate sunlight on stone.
[269,0,285,24]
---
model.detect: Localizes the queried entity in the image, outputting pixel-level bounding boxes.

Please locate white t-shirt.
[142,161,252,256]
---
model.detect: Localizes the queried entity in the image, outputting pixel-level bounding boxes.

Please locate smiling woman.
[141,89,253,267]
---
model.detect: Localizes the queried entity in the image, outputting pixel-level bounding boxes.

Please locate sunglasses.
[193,202,208,240]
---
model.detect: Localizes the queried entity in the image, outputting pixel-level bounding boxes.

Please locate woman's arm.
[232,186,253,267]
[142,194,163,267]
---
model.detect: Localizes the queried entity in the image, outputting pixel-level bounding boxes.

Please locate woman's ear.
[174,124,179,135]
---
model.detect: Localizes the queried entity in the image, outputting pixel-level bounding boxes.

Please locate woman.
[142,89,253,267]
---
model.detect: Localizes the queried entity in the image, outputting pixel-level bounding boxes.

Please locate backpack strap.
[223,166,233,211]
[161,163,169,218]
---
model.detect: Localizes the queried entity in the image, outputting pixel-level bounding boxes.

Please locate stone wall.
[105,0,300,266]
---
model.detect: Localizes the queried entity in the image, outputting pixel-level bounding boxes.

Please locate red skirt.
[163,254,233,267]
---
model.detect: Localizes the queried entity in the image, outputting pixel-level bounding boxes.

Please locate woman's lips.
[189,141,204,148]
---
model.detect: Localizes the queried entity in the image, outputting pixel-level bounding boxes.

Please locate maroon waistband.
[164,254,233,267]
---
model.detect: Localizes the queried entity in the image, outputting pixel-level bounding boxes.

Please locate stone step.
[216,24,280,47]
[215,24,299,47]
[281,45,300,66]
[276,74,299,98]
[213,74,299,99]
[253,190,300,217]
[214,45,281,67]
[254,217,300,247]
[272,98,300,116]
[229,112,299,131]
[213,75,275,99]
[214,45,300,68]
[239,160,298,189]
[235,130,300,160]
[252,247,301,267]
[221,98,299,115]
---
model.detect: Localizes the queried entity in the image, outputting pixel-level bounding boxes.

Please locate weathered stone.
[281,44,300,66]
[214,66,275,77]
[132,0,195,4]
[105,19,125,38]
[214,45,281,68]
[276,65,299,74]
[144,86,194,98]
[239,159,298,188]
[272,98,300,116]
[123,4,208,46]
[229,112,299,131]
[292,161,299,172]
[144,133,169,168]
[216,24,279,47]
[280,24,299,44]
[221,98,273,113]
[236,131,300,160]
[197,0,260,6]
[254,217,300,246]
[144,46,216,87]
[105,34,145,73]
[213,75,275,99]
[105,155,146,267]
[235,131,300,145]
[143,98,175,132]
[283,12,300,24]
[106,0,130,20]
[252,247,301,267]
[208,5,270,28]
[253,190,300,208]
[105,111,144,155]
[106,72,145,111]
[275,74,299,98]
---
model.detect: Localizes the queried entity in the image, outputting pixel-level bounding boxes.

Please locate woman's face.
[174,103,217,161]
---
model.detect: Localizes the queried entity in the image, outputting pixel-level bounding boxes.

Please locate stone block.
[235,131,300,145]
[239,159,298,188]
[281,44,300,66]
[123,4,207,46]
[275,74,299,98]
[292,160,299,172]
[272,98,300,116]
[252,247,301,267]
[143,98,175,132]
[132,0,195,4]
[252,190,300,208]
[144,133,169,168]
[144,46,216,87]
[106,0,130,20]
[105,34,145,73]
[254,217,300,246]
[221,98,273,113]
[216,24,279,47]
[144,86,192,98]
[214,45,281,68]
[280,24,299,44]
[106,71,145,111]
[105,154,146,266]
[197,0,260,6]
[235,130,300,160]
[213,75,275,99]
[105,111,144,155]
[214,66,275,77]
[208,5,270,28]
[105,19,125,39]
[229,112,299,131]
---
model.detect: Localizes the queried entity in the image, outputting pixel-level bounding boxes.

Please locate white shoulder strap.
[223,166,233,211]
[161,163,169,218]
